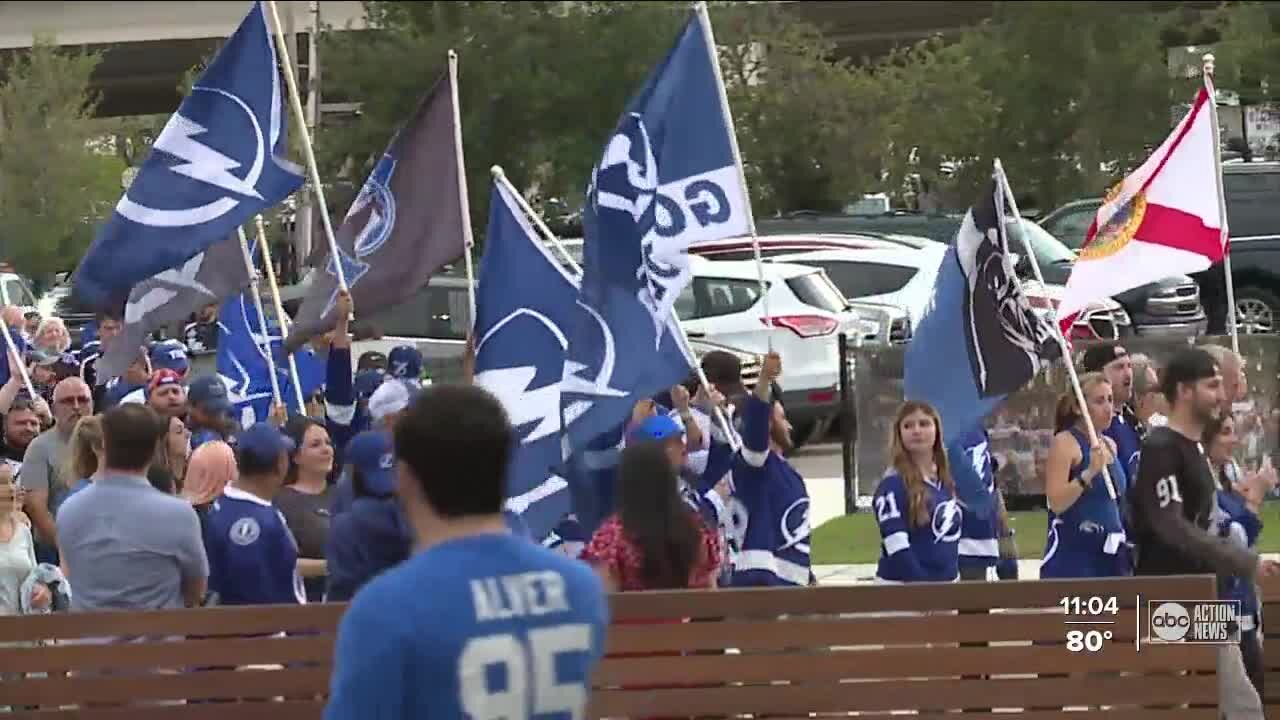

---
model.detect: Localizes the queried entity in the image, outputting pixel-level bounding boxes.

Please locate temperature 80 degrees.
[1066,629,1113,652]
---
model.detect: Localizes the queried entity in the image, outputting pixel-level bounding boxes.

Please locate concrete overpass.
[0,1,1223,119]
[0,1,366,117]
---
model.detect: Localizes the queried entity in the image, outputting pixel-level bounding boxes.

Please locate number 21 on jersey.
[875,492,902,522]
[459,624,593,719]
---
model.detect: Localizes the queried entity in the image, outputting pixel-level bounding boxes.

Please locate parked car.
[1039,160,1280,335]
[757,213,1206,338]
[769,244,1125,343]
[695,234,1126,342]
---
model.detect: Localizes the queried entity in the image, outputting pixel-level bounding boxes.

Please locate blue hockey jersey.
[324,532,608,720]
[1213,488,1263,627]
[873,472,962,583]
[726,395,811,587]
[204,486,305,605]
[952,429,999,571]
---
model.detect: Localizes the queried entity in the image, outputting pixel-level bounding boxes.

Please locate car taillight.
[762,315,838,338]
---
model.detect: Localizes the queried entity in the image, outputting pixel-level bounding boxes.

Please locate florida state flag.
[1056,87,1227,336]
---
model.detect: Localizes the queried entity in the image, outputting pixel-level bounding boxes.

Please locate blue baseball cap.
[346,430,396,496]
[149,340,190,375]
[188,375,232,416]
[236,423,296,469]
[628,414,684,444]
[388,345,423,380]
[354,368,386,402]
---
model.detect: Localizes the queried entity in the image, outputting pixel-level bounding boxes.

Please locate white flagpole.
[263,0,349,303]
[236,227,284,410]
[448,49,478,328]
[994,159,1118,501]
[490,165,741,452]
[693,1,771,349]
[254,215,308,413]
[1201,53,1240,355]
[0,314,36,400]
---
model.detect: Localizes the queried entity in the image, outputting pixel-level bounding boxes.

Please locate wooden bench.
[0,575,1220,718]
[1262,573,1280,709]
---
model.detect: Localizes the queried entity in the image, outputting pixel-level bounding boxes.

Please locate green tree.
[933,1,1181,211]
[0,38,125,280]
[1213,1,1280,105]
[318,1,686,236]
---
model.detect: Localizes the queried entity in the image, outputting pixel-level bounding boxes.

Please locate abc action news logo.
[1149,600,1242,644]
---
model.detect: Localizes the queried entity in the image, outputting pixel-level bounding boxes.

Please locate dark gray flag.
[96,236,251,383]
[284,70,467,352]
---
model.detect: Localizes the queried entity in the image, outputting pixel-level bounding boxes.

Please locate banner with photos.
[852,335,1280,501]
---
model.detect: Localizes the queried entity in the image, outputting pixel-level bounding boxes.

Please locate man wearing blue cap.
[387,345,426,387]
[187,375,238,451]
[149,339,191,379]
[324,430,413,602]
[204,423,305,606]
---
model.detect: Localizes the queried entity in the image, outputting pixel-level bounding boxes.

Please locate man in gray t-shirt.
[56,404,208,611]
[21,378,92,564]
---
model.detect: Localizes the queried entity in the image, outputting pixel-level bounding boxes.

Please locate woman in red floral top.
[583,441,721,591]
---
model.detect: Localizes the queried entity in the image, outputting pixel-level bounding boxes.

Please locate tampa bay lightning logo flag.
[74,1,304,310]
[473,181,582,541]
[561,7,742,454]
[215,289,324,428]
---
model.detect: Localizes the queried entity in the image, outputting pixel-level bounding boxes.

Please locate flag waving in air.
[74,1,304,310]
[560,5,737,454]
[284,68,467,353]
[472,180,582,540]
[96,236,251,383]
[1056,87,1226,336]
[904,178,1058,509]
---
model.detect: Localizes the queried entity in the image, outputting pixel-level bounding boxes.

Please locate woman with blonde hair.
[182,440,236,538]
[1040,372,1129,578]
[31,318,71,355]
[61,416,105,501]
[872,400,961,583]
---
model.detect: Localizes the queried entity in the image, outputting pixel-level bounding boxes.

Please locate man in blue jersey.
[324,384,609,720]
[204,423,305,606]
[1082,343,1139,494]
[716,351,812,587]
[187,375,238,451]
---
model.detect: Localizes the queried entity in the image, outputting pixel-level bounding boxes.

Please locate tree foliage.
[0,39,125,281]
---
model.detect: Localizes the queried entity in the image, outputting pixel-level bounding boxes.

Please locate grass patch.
[812,500,1280,565]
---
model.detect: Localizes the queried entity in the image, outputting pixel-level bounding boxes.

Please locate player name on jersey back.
[469,570,571,623]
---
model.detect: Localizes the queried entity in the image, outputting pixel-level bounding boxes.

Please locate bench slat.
[747,707,1218,712]
[587,675,1220,716]
[607,576,1216,619]
[0,604,345,644]
[605,610,1143,653]
[0,636,334,675]
[593,643,1217,685]
[0,668,330,707]
[0,699,326,720]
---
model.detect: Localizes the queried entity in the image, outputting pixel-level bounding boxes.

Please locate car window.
[2,278,33,308]
[364,285,471,340]
[1224,170,1280,238]
[811,261,918,299]
[786,271,849,313]
[1040,206,1096,250]
[1006,219,1077,268]
[678,277,763,320]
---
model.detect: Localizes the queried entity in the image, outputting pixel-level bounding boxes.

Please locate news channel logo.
[1148,600,1242,644]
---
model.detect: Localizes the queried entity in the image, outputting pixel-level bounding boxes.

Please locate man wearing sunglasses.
[20,377,94,564]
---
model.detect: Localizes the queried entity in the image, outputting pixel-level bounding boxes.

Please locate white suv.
[676,256,858,444]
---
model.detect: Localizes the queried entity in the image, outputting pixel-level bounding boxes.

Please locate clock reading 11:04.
[1059,596,1120,616]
